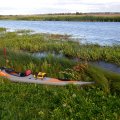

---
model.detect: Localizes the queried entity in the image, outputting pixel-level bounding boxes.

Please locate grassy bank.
[0,13,120,22]
[0,78,120,120]
[0,50,120,119]
[0,28,120,119]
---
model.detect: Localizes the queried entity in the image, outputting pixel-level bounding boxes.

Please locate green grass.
[0,28,120,119]
[0,49,120,94]
[0,78,120,120]
[0,49,75,77]
[0,27,7,32]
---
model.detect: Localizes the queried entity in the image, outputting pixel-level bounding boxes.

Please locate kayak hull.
[0,69,94,86]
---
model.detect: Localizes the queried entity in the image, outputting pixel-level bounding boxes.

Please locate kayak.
[0,67,94,86]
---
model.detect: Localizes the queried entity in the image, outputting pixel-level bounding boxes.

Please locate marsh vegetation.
[0,28,120,119]
[1,79,120,120]
[0,13,120,22]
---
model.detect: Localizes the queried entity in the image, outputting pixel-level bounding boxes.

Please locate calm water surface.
[0,20,120,45]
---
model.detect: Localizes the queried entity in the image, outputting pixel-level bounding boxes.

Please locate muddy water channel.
[33,52,120,74]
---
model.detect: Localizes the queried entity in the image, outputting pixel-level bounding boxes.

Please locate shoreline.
[0,13,120,22]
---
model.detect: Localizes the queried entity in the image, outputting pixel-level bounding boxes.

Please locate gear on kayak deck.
[34,72,47,79]
[0,67,95,85]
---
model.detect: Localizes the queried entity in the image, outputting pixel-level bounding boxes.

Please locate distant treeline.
[0,13,120,22]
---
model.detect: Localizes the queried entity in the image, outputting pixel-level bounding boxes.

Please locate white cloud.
[0,0,119,15]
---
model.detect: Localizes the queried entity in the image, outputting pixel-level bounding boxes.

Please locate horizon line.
[0,12,120,16]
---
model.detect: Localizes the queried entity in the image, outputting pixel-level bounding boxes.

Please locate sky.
[0,0,120,15]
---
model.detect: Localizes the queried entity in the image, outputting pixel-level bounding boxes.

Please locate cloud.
[0,0,119,15]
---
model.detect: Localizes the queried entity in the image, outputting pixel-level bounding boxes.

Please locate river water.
[0,20,120,45]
